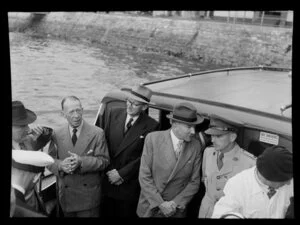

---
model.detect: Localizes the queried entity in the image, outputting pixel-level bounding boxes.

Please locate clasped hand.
[159,201,177,217]
[59,151,82,174]
[106,169,123,185]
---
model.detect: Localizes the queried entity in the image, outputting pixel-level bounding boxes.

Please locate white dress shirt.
[211,166,293,218]
[69,120,83,139]
[124,114,139,132]
[170,129,184,158]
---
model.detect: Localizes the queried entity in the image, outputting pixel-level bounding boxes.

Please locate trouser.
[198,194,215,218]
[101,195,138,217]
[63,206,100,217]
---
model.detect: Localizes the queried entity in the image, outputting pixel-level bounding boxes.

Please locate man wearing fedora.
[11,150,54,217]
[137,102,203,217]
[101,85,159,217]
[212,145,293,218]
[12,100,53,214]
[47,96,110,217]
[198,115,256,218]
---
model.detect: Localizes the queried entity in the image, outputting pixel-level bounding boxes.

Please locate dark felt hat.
[166,102,204,125]
[12,101,37,126]
[257,145,293,182]
[205,115,239,135]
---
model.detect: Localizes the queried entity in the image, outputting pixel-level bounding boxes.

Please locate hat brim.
[167,114,204,125]
[204,128,230,135]
[125,92,149,104]
[12,109,37,126]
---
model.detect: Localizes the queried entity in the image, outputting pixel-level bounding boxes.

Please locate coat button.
[216,176,220,179]
[65,185,68,188]
[83,184,87,186]
[216,188,221,191]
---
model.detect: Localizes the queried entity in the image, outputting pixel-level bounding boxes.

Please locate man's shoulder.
[146,129,168,139]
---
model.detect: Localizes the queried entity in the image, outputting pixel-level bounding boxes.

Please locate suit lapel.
[113,113,147,158]
[167,140,194,183]
[72,120,94,155]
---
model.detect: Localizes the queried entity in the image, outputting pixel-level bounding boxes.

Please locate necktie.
[267,186,277,199]
[125,117,133,133]
[72,128,77,146]
[217,152,224,170]
[19,142,26,150]
[175,140,184,159]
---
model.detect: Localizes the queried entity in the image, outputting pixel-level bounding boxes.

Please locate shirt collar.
[170,129,183,150]
[69,120,83,137]
[126,114,139,125]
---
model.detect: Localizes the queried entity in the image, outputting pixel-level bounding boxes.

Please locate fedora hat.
[205,115,239,136]
[12,101,37,126]
[166,102,204,125]
[125,85,152,104]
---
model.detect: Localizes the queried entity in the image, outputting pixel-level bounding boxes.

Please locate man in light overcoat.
[137,102,203,217]
[47,96,110,217]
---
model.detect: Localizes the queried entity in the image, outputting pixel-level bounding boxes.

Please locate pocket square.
[140,135,144,139]
[86,149,94,155]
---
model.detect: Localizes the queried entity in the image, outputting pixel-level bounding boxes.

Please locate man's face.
[126,98,146,117]
[211,132,235,152]
[173,122,195,142]
[62,99,83,128]
[12,124,30,142]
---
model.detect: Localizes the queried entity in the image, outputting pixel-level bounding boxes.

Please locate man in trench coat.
[137,102,203,217]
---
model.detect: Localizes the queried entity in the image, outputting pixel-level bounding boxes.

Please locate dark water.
[10,32,218,128]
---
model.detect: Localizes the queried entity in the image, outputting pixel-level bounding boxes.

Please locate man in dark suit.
[101,85,159,217]
[137,102,203,217]
[11,150,54,217]
[47,96,110,217]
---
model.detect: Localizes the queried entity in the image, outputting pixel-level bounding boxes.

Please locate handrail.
[142,66,291,85]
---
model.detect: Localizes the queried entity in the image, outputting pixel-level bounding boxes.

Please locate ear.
[230,132,237,142]
[142,104,148,111]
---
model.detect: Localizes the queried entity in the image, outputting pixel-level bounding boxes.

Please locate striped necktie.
[72,128,77,146]
[217,152,224,170]
[125,117,133,133]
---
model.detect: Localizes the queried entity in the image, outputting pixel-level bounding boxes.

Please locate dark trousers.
[63,206,100,217]
[101,195,138,217]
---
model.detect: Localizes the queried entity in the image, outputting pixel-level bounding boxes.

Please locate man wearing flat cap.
[199,115,256,218]
[101,85,159,217]
[11,150,54,217]
[212,145,293,218]
[137,102,203,217]
[12,100,53,214]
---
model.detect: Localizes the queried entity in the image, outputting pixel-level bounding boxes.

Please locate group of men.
[11,84,293,218]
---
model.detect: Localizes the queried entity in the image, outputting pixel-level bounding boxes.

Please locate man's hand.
[106,169,123,185]
[159,201,177,217]
[67,151,82,172]
[29,125,44,140]
[59,157,73,174]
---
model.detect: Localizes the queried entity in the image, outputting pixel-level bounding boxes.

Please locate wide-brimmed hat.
[166,102,204,125]
[125,85,152,104]
[12,101,37,126]
[12,150,54,173]
[205,115,239,135]
[256,145,293,182]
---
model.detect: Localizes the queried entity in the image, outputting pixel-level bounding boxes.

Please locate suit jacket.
[199,144,256,218]
[136,129,202,217]
[102,108,159,201]
[47,120,110,212]
[13,188,46,217]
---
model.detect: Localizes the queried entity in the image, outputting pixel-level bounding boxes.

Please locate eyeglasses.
[126,99,144,107]
[209,125,236,132]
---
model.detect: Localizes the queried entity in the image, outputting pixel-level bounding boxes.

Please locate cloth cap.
[166,102,204,125]
[12,101,37,126]
[125,85,152,104]
[256,145,293,182]
[12,150,54,173]
[205,115,238,135]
